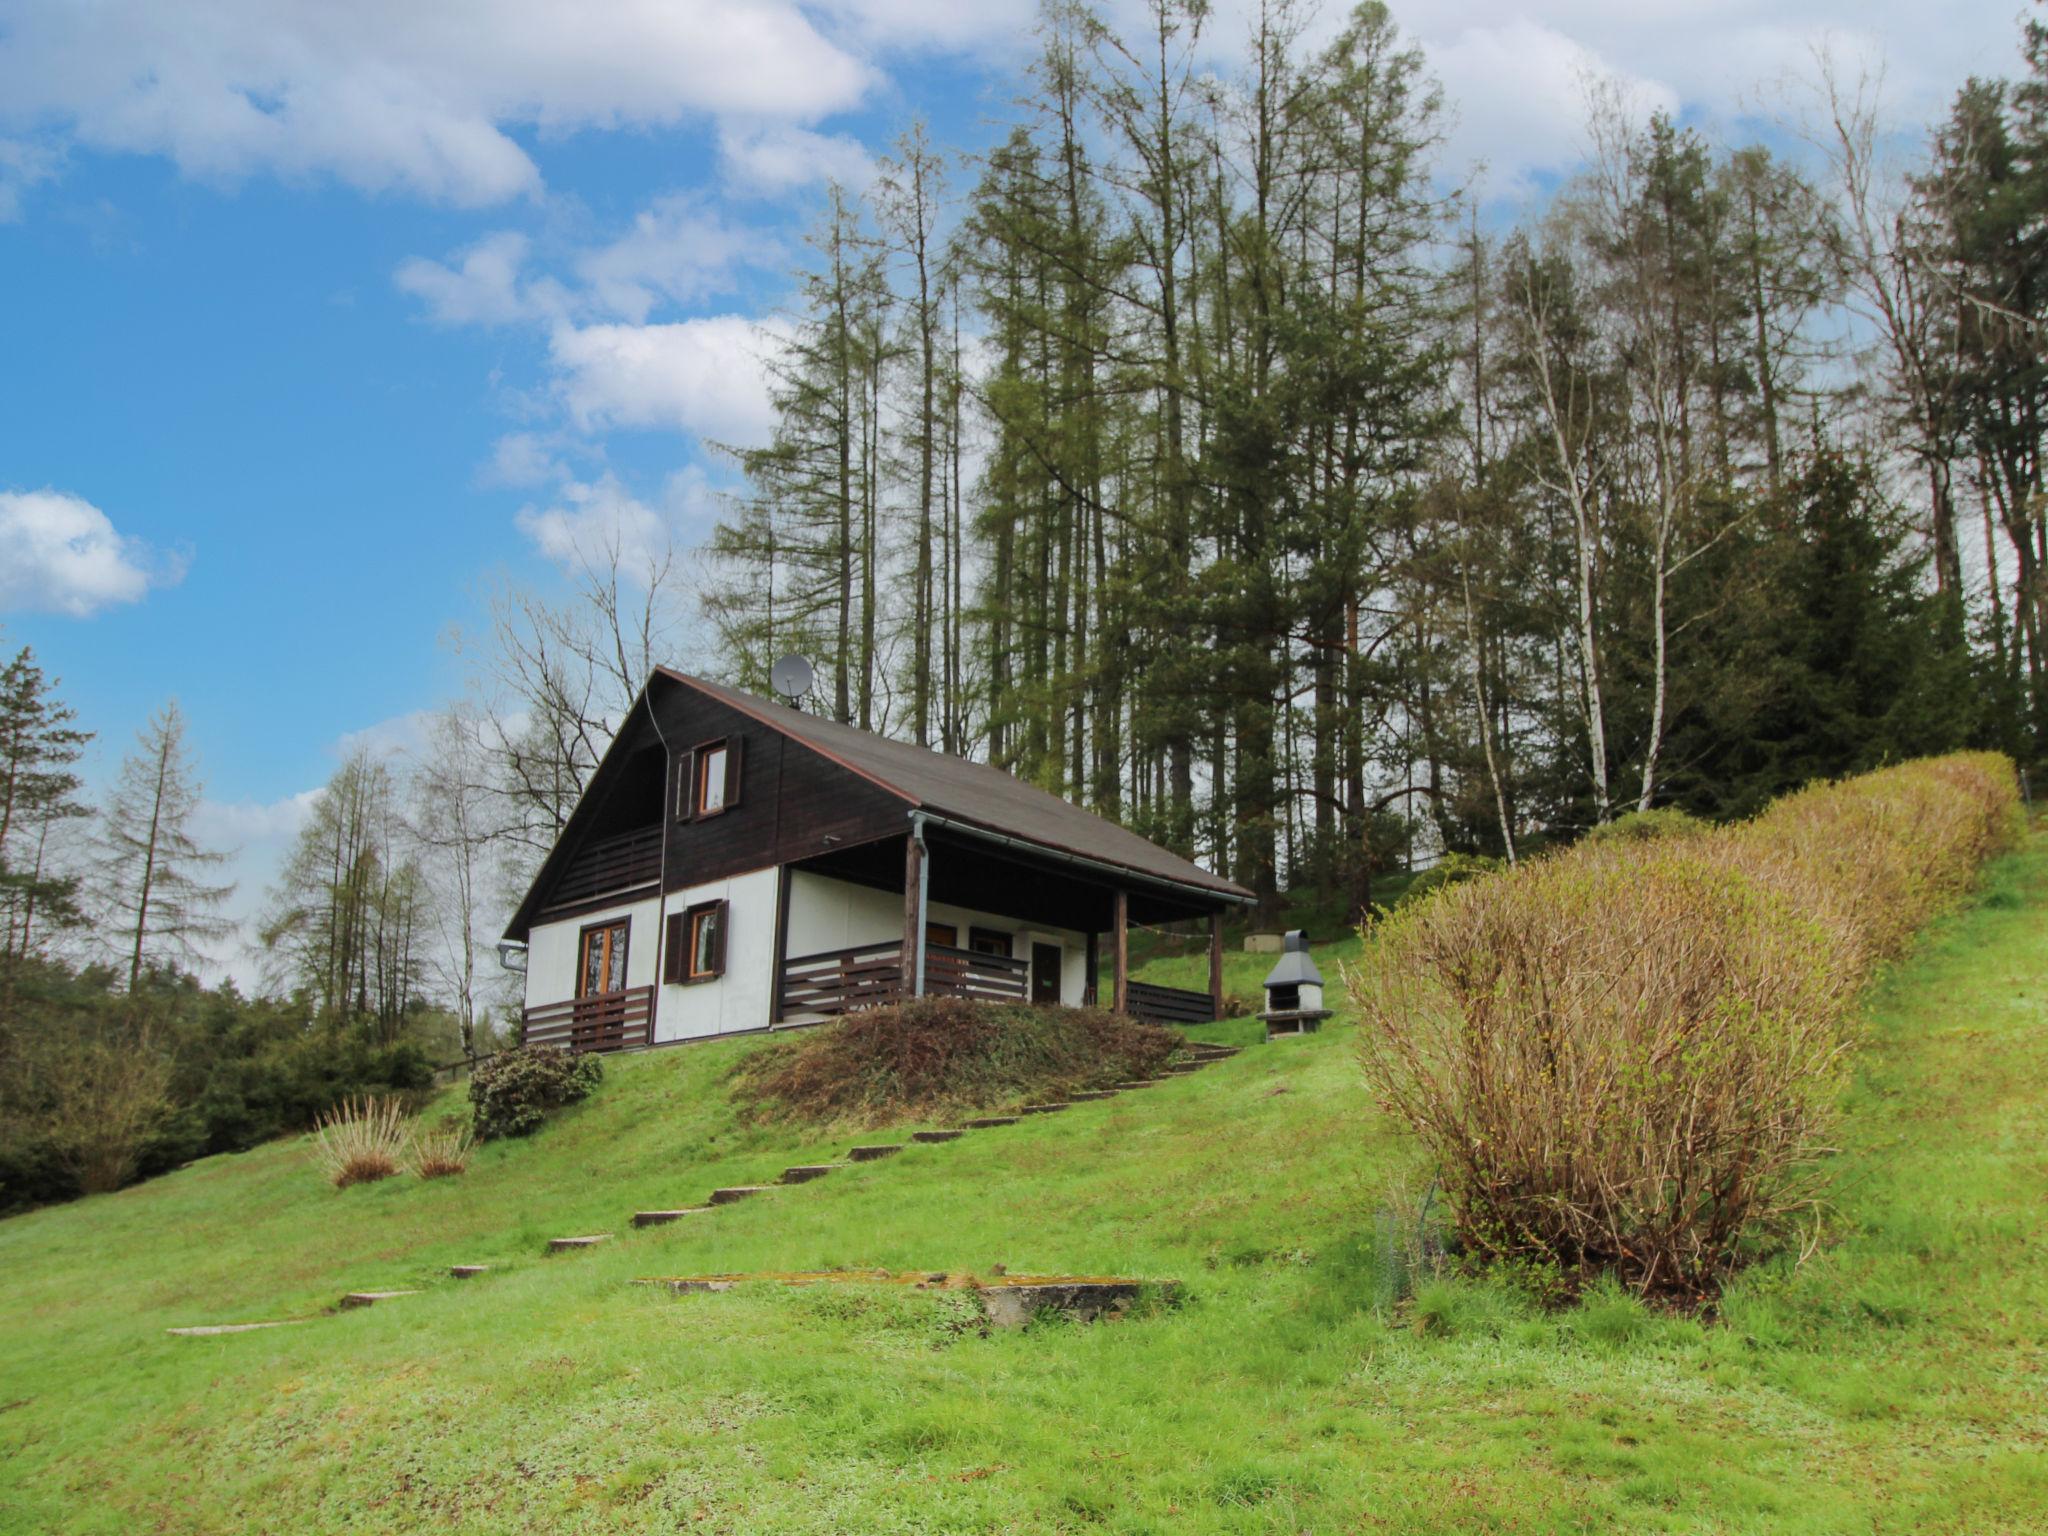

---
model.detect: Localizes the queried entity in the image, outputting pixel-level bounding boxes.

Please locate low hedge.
[1351,752,2021,1301]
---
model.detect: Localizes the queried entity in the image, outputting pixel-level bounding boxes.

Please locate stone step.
[1017,1103,1070,1115]
[963,1115,1020,1129]
[449,1264,491,1279]
[1166,1062,1204,1074]
[548,1234,611,1253]
[1067,1089,1119,1102]
[1186,1044,1241,1059]
[708,1185,773,1206]
[846,1144,902,1162]
[1111,1080,1158,1090]
[168,1320,300,1337]
[911,1129,964,1143]
[340,1290,419,1309]
[780,1163,848,1185]
[632,1208,711,1228]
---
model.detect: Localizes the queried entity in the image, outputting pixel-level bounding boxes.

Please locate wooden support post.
[1112,889,1129,1016]
[769,864,792,1025]
[902,831,925,1001]
[1084,931,1099,1007]
[1208,911,1224,1022]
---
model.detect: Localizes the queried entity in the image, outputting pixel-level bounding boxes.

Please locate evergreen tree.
[0,645,92,968]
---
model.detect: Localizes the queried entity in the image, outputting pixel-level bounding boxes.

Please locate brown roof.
[661,669,1253,902]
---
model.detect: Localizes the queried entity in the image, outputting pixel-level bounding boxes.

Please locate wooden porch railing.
[522,985,655,1053]
[546,824,663,910]
[923,944,1029,1003]
[778,942,1215,1021]
[779,941,906,1019]
[1127,979,1218,1025]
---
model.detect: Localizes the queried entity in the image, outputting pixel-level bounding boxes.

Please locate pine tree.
[0,645,93,967]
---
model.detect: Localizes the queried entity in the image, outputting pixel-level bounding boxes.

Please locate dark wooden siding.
[653,686,909,892]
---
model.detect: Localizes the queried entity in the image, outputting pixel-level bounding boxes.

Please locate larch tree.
[94,700,234,990]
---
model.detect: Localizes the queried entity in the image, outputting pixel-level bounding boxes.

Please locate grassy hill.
[2,844,2044,1533]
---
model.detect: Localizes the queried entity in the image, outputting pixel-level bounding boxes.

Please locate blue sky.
[0,0,2022,977]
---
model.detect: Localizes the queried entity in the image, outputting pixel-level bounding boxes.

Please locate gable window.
[679,737,741,821]
[697,743,728,814]
[664,899,728,984]
[578,919,630,997]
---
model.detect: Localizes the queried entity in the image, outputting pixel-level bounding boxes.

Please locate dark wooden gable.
[650,678,910,892]
[505,674,915,940]
[503,692,668,938]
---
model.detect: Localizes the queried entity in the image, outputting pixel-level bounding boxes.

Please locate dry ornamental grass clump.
[1351,752,2022,1302]
[407,1122,474,1179]
[309,1095,412,1189]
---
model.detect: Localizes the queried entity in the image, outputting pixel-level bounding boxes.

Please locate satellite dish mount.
[770,654,815,711]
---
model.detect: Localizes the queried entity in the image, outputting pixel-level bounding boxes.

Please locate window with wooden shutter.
[671,898,728,983]
[722,735,744,809]
[662,910,686,984]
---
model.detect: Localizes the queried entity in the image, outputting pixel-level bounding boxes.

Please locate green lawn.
[1,844,2044,1533]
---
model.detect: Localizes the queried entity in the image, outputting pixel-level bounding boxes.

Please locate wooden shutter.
[723,735,744,809]
[663,911,685,984]
[675,750,696,822]
[709,899,729,976]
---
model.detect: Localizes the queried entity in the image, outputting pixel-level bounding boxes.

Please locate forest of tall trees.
[699,1,2048,919]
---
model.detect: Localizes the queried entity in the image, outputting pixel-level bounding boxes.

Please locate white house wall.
[654,866,779,1043]
[525,864,1099,1046]
[523,892,663,1012]
[784,868,1091,1007]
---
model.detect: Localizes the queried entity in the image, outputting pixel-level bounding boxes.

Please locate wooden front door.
[1031,942,1062,1006]
[579,920,630,997]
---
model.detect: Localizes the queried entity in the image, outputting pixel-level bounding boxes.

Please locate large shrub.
[735,997,1178,1123]
[469,1045,603,1140]
[1351,752,2021,1301]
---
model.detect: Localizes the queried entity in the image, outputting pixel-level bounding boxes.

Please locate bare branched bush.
[1351,753,2021,1301]
[407,1121,474,1179]
[310,1095,410,1189]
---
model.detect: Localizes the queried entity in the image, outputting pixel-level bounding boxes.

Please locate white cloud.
[513,462,734,576]
[189,788,322,849]
[1428,20,1681,200]
[718,121,876,194]
[481,431,566,490]
[337,709,438,764]
[514,472,675,574]
[548,315,786,446]
[0,488,184,617]
[0,136,61,220]
[394,230,561,326]
[574,193,763,322]
[0,0,874,206]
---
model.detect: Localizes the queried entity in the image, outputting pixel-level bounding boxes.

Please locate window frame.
[924,920,959,951]
[967,926,1014,958]
[664,898,728,985]
[576,917,631,998]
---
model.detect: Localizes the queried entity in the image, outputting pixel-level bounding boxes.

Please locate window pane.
[581,933,604,997]
[605,923,628,990]
[692,908,720,976]
[699,746,728,813]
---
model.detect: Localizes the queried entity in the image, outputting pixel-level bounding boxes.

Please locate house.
[503,669,1257,1053]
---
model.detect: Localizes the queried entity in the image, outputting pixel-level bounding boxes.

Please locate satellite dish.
[770,653,815,708]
